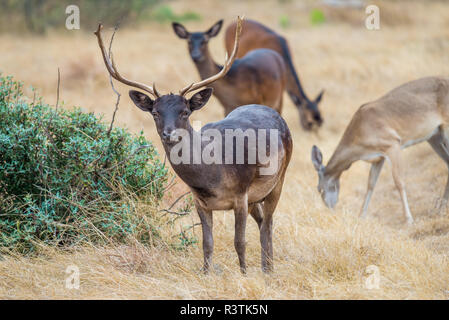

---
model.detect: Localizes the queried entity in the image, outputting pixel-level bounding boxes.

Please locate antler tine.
[179,16,244,96]
[94,24,158,98]
[152,82,161,98]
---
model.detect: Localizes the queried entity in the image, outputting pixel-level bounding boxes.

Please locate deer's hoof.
[199,264,223,275]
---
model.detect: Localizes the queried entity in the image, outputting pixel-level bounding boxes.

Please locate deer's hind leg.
[428,126,449,204]
[260,175,285,273]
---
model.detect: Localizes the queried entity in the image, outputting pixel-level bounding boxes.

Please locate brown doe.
[95,17,293,273]
[172,19,288,117]
[311,77,449,224]
[226,19,324,131]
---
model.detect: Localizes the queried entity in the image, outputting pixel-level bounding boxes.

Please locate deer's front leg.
[360,158,385,218]
[196,202,214,273]
[387,145,414,225]
[234,196,249,274]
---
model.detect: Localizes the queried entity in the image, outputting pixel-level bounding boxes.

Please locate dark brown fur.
[225,19,324,130]
[172,20,287,116]
[130,90,293,273]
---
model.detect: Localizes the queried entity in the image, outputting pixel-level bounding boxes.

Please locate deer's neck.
[287,77,309,105]
[324,143,359,179]
[161,125,218,190]
[194,48,223,86]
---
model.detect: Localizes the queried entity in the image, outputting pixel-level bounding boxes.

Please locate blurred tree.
[24,0,46,33]
[0,0,162,34]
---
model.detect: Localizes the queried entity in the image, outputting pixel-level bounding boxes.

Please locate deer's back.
[342,77,449,150]
[225,19,285,59]
[206,104,289,136]
[214,49,286,113]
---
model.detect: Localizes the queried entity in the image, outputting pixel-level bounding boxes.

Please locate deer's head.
[172,20,223,63]
[311,145,339,209]
[94,17,242,145]
[129,90,212,144]
[293,91,324,131]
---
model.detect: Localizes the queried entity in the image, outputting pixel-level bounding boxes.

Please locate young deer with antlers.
[225,19,324,131]
[172,19,287,117]
[311,77,449,224]
[95,17,292,273]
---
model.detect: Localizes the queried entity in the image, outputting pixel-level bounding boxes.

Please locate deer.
[225,19,324,131]
[95,17,293,273]
[172,19,288,117]
[311,77,449,225]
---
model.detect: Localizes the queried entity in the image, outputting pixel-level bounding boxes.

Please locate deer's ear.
[129,90,154,112]
[315,90,325,104]
[311,145,324,172]
[206,20,223,38]
[188,88,213,111]
[172,22,189,39]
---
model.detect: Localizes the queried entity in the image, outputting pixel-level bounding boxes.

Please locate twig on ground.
[168,191,191,210]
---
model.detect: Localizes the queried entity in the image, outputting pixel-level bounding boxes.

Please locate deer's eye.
[152,112,159,118]
[181,110,189,118]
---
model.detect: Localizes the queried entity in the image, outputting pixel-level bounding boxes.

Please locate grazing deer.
[311,77,449,224]
[172,19,288,117]
[225,19,324,131]
[95,17,293,273]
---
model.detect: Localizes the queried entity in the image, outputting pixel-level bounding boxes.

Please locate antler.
[94,24,160,98]
[179,16,244,96]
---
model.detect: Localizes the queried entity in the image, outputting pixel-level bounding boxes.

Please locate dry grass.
[1,0,449,299]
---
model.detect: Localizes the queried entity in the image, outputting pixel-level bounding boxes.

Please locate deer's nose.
[162,128,180,143]
[162,130,172,141]
[314,115,323,126]
[191,50,203,62]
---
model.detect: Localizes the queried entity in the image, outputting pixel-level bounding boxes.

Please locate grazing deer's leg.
[386,145,414,224]
[260,176,284,273]
[360,158,385,218]
[196,202,214,273]
[234,195,249,274]
[428,129,449,204]
[250,203,264,230]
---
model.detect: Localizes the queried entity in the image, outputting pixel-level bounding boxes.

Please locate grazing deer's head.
[293,90,324,130]
[94,17,242,144]
[311,145,339,209]
[172,20,223,62]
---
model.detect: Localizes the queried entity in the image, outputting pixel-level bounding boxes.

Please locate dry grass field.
[1,0,449,299]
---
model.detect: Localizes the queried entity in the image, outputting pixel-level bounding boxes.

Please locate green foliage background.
[0,0,202,34]
[0,75,169,253]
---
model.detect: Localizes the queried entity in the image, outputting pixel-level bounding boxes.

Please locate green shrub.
[152,4,201,24]
[0,75,169,253]
[279,14,291,29]
[310,9,326,26]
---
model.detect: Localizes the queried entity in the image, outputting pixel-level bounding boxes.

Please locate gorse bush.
[0,75,169,253]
